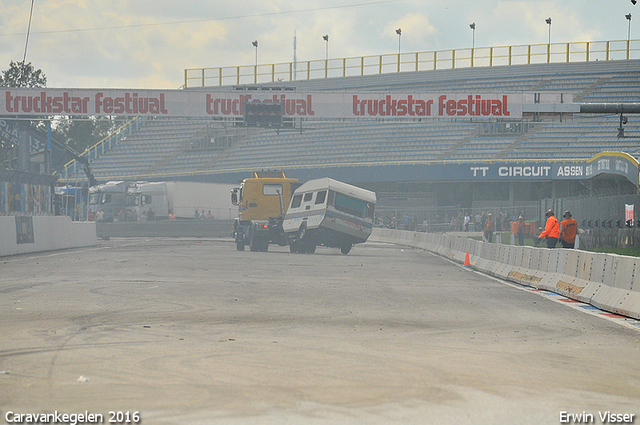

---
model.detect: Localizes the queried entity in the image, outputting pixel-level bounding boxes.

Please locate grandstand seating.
[63,59,640,182]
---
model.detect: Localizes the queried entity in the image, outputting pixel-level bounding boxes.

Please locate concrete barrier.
[371,228,640,319]
[95,219,233,239]
[0,215,97,257]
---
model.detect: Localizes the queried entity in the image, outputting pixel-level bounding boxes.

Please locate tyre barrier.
[370,228,640,319]
[0,215,97,257]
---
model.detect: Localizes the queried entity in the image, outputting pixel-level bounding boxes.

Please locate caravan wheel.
[340,244,352,255]
[297,223,307,240]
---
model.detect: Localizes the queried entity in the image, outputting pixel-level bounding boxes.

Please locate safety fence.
[370,228,640,319]
[185,38,640,88]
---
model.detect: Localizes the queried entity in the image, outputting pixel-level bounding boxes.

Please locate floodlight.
[545,17,552,25]
[396,28,402,35]
[322,35,329,41]
[626,13,633,20]
[252,40,258,47]
[469,23,476,30]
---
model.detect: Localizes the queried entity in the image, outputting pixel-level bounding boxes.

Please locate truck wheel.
[236,242,245,251]
[260,241,269,252]
[341,244,352,255]
[290,242,300,253]
[306,243,316,254]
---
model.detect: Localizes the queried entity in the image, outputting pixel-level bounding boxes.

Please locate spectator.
[484,213,495,242]
[560,211,578,249]
[512,215,526,246]
[169,209,176,221]
[538,209,560,248]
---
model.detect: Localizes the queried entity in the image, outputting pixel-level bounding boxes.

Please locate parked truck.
[128,181,235,220]
[89,180,236,221]
[89,181,129,221]
[231,172,376,254]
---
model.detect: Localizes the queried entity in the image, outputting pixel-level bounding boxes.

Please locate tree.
[0,61,48,166]
[0,60,46,88]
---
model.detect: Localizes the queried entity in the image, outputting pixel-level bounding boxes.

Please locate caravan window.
[126,196,138,207]
[315,190,327,204]
[263,184,283,196]
[101,194,112,204]
[290,194,303,209]
[141,195,152,205]
[303,192,313,202]
[333,192,370,218]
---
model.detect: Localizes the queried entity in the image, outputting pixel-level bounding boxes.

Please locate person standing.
[538,209,560,248]
[560,211,578,249]
[484,213,495,243]
[512,215,526,246]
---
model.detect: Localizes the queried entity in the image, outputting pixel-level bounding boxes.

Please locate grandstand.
[58,51,640,212]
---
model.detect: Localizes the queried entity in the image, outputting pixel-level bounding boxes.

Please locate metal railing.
[57,117,149,182]
[184,39,640,88]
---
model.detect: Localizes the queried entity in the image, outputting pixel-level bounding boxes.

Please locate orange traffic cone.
[463,251,471,267]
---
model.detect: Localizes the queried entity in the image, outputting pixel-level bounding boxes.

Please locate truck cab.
[127,181,169,220]
[89,181,129,221]
[231,171,299,251]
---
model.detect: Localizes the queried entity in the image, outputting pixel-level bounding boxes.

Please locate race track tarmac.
[1,238,639,425]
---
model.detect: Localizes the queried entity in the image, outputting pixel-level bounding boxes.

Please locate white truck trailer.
[128,181,237,220]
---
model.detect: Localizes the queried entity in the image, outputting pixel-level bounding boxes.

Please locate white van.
[282,178,376,254]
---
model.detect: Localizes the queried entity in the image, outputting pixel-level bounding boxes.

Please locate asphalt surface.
[1,238,640,425]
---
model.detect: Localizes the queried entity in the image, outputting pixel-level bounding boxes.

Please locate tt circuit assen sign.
[1,88,523,119]
[462,153,639,184]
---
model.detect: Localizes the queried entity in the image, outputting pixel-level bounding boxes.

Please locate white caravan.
[282,178,376,254]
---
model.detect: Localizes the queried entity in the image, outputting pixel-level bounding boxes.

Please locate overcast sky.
[0,0,637,89]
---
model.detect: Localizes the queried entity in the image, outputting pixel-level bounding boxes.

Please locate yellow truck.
[231,171,300,251]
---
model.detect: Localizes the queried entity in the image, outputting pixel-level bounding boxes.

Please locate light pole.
[626,13,632,42]
[323,34,329,60]
[396,28,402,55]
[252,40,258,66]
[545,17,552,44]
[470,22,476,49]
[470,23,476,66]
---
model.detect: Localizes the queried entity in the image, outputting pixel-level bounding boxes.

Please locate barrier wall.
[95,220,233,239]
[0,216,97,257]
[370,228,640,319]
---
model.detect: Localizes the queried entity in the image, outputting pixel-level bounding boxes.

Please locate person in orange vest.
[560,210,578,249]
[484,213,495,243]
[538,209,560,248]
[512,215,526,246]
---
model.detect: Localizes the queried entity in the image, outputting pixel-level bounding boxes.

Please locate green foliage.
[0,60,46,88]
